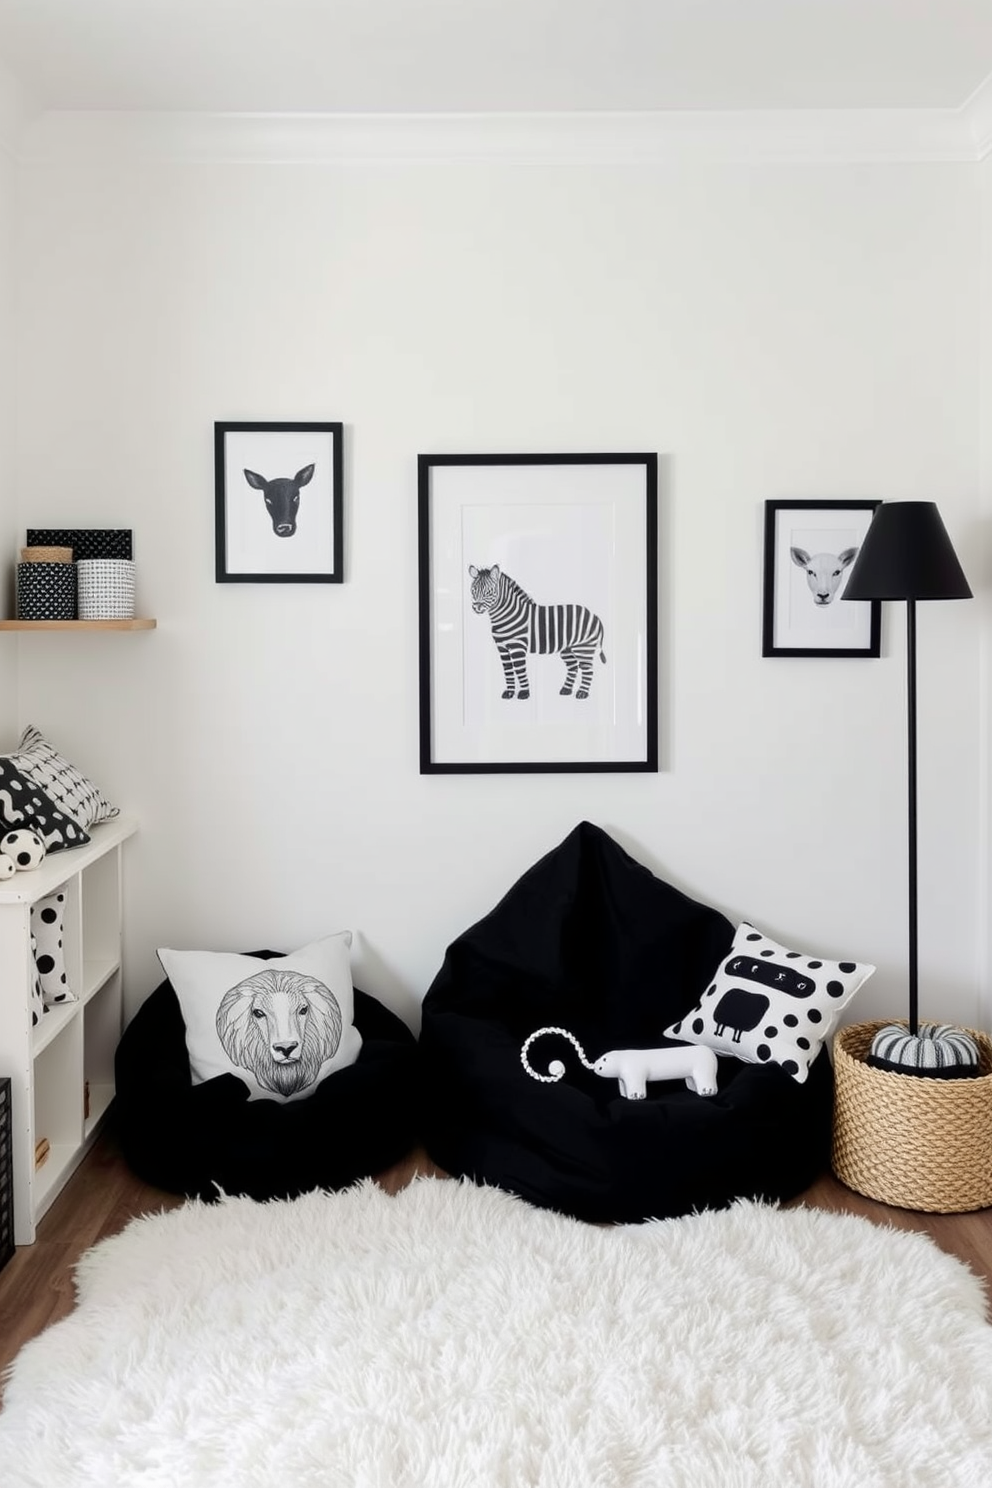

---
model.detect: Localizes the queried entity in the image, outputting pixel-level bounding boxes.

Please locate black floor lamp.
[842,501,974,1073]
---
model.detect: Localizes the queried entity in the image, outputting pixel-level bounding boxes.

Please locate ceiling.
[0,0,990,116]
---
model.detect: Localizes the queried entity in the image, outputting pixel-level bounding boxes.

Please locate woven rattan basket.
[832,1019,992,1212]
[20,545,73,563]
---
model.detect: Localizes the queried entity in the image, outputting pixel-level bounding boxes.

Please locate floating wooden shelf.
[0,618,156,631]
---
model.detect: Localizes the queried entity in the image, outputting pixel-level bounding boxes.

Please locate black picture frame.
[215,421,344,583]
[418,452,658,774]
[762,499,881,658]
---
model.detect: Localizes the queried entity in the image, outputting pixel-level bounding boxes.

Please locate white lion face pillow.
[215,966,345,1099]
[157,934,362,1103]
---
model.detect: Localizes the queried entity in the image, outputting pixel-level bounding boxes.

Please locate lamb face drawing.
[216,967,343,1097]
[790,545,858,606]
[520,1026,718,1099]
[243,463,315,537]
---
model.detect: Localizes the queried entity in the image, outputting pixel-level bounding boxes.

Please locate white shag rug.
[2,1179,992,1487]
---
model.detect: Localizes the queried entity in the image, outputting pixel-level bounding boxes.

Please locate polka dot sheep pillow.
[663,922,875,1083]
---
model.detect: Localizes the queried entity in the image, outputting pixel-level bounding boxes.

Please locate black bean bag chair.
[114,951,419,1202]
[418,821,834,1223]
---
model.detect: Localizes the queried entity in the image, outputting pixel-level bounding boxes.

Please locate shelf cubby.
[0,817,136,1243]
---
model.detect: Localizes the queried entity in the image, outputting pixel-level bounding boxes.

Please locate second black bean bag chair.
[418,821,834,1223]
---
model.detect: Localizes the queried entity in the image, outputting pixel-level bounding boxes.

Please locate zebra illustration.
[468,564,606,700]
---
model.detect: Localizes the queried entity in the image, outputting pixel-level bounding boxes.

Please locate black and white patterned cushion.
[868,1022,980,1078]
[27,528,133,560]
[31,891,75,1006]
[7,727,118,829]
[0,757,90,852]
[664,922,875,1083]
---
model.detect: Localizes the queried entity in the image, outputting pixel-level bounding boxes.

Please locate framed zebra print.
[418,452,658,773]
[215,421,344,583]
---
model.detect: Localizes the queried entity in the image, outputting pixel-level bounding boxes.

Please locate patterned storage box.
[0,1077,13,1271]
[27,528,133,561]
[16,561,77,620]
[77,559,136,620]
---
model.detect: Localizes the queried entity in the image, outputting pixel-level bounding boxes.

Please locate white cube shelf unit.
[0,815,136,1244]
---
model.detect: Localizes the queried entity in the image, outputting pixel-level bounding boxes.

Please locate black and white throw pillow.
[0,756,90,852]
[157,934,363,1103]
[31,891,76,1006]
[663,922,875,1083]
[7,726,118,829]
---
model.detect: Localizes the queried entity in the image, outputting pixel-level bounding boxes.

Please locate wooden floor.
[2,1123,990,1396]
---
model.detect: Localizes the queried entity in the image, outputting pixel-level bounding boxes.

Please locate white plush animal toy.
[521,1026,719,1099]
[0,828,47,878]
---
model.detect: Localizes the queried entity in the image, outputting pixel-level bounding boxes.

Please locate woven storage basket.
[832,1019,992,1212]
[20,545,73,563]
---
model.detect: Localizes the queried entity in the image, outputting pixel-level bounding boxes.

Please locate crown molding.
[15,104,984,167]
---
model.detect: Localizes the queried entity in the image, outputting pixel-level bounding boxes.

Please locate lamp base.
[866,1022,980,1079]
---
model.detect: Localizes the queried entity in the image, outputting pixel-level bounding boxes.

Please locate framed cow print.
[762,499,881,658]
[418,452,658,774]
[215,421,344,583]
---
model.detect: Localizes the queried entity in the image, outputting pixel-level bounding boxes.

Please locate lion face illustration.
[215,968,343,1097]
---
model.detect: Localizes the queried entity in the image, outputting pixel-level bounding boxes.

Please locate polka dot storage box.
[76,559,136,620]
[15,561,76,620]
[26,528,132,561]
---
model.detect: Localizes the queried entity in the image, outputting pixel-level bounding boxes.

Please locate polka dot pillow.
[663,922,875,1083]
[31,890,76,1006]
[29,931,47,1027]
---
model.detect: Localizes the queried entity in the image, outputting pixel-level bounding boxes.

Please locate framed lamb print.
[762,499,881,658]
[418,452,658,774]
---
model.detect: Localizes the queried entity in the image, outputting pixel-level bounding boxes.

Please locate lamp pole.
[905,598,918,1037]
[841,500,972,1060]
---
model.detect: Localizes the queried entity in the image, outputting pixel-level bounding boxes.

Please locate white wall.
[0,62,23,732]
[9,119,985,1035]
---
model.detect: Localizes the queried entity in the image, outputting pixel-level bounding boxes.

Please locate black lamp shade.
[843,501,972,602]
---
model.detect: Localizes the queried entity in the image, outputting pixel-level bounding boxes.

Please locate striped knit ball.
[869,1022,980,1077]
